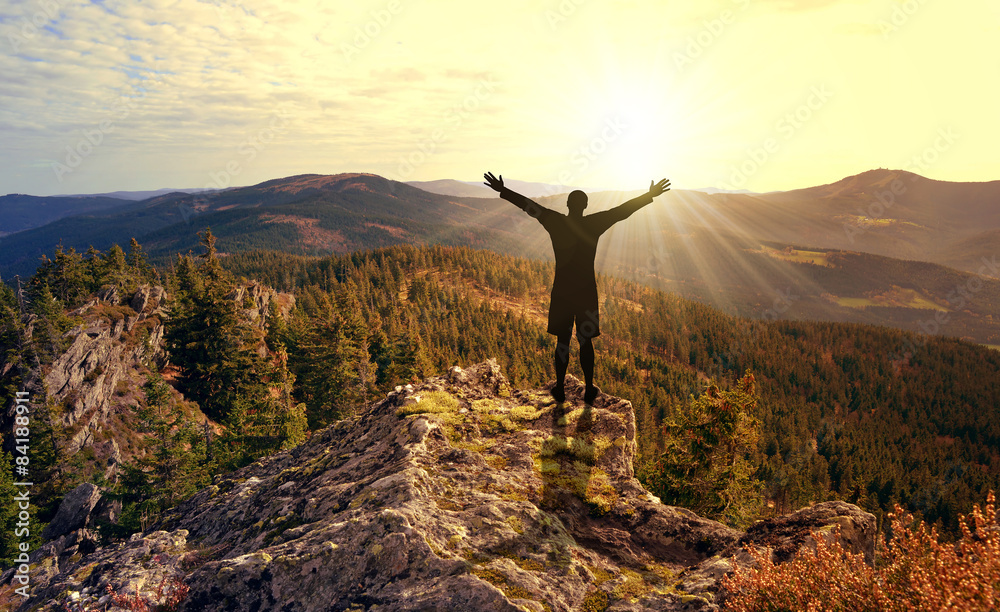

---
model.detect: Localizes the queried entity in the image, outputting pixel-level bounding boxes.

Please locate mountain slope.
[0,173,548,280]
[0,194,132,237]
[686,169,1000,270]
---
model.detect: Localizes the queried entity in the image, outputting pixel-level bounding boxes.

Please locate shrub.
[83,365,104,383]
[721,492,1000,611]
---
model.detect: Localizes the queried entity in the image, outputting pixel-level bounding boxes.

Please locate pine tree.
[0,451,42,566]
[27,284,73,364]
[641,372,764,528]
[294,306,364,427]
[83,246,102,292]
[126,237,157,284]
[101,244,129,295]
[0,283,25,402]
[135,372,209,505]
[165,229,306,469]
[46,244,90,307]
[166,231,260,420]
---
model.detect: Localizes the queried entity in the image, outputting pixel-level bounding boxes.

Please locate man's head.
[567,190,588,215]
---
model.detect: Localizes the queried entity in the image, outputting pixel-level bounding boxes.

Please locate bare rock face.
[44,284,167,455]
[33,282,292,460]
[41,483,102,541]
[227,282,295,326]
[12,361,876,611]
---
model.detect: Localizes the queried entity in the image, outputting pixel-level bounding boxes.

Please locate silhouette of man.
[483,172,670,404]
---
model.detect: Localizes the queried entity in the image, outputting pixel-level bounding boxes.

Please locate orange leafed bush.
[722,492,1000,611]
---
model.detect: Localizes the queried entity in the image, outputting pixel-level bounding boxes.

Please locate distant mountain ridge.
[405,177,582,198]
[58,187,215,201]
[3,169,1000,344]
[760,168,1000,263]
[0,194,132,237]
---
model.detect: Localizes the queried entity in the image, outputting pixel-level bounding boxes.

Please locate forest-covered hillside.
[221,244,1000,534]
[2,239,998,553]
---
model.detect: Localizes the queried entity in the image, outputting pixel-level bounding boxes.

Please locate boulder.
[739,500,877,564]
[42,483,102,540]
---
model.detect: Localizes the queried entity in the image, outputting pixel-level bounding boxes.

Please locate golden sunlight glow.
[0,0,996,195]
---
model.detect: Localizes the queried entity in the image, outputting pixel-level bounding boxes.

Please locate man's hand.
[648,178,671,198]
[483,171,504,192]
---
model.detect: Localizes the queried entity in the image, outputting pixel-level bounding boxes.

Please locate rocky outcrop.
[228,282,296,326]
[31,282,293,460]
[9,361,875,611]
[739,500,876,564]
[45,285,167,455]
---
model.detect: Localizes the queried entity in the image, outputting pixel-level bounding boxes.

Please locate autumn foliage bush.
[722,492,1000,611]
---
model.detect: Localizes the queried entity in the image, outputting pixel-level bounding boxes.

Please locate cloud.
[0,0,994,195]
[444,68,493,80]
[0,0,359,190]
[371,67,427,82]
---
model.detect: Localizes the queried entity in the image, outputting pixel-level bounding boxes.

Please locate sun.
[547,64,691,191]
[517,39,716,192]
[602,97,677,189]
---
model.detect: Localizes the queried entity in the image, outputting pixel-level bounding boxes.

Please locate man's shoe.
[551,385,565,403]
[584,385,600,405]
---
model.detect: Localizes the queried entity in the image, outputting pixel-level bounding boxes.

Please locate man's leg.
[579,336,594,388]
[553,332,571,402]
[579,336,600,404]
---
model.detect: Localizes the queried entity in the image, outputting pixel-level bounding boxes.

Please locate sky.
[0,0,997,196]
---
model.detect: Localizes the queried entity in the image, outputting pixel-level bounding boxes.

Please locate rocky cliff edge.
[9,360,875,611]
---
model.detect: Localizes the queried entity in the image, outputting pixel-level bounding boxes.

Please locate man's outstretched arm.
[484,171,550,220]
[599,178,671,228]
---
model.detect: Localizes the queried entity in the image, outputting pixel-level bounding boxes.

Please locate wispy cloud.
[0,0,995,195]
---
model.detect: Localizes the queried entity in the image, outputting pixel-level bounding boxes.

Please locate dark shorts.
[547,287,600,339]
